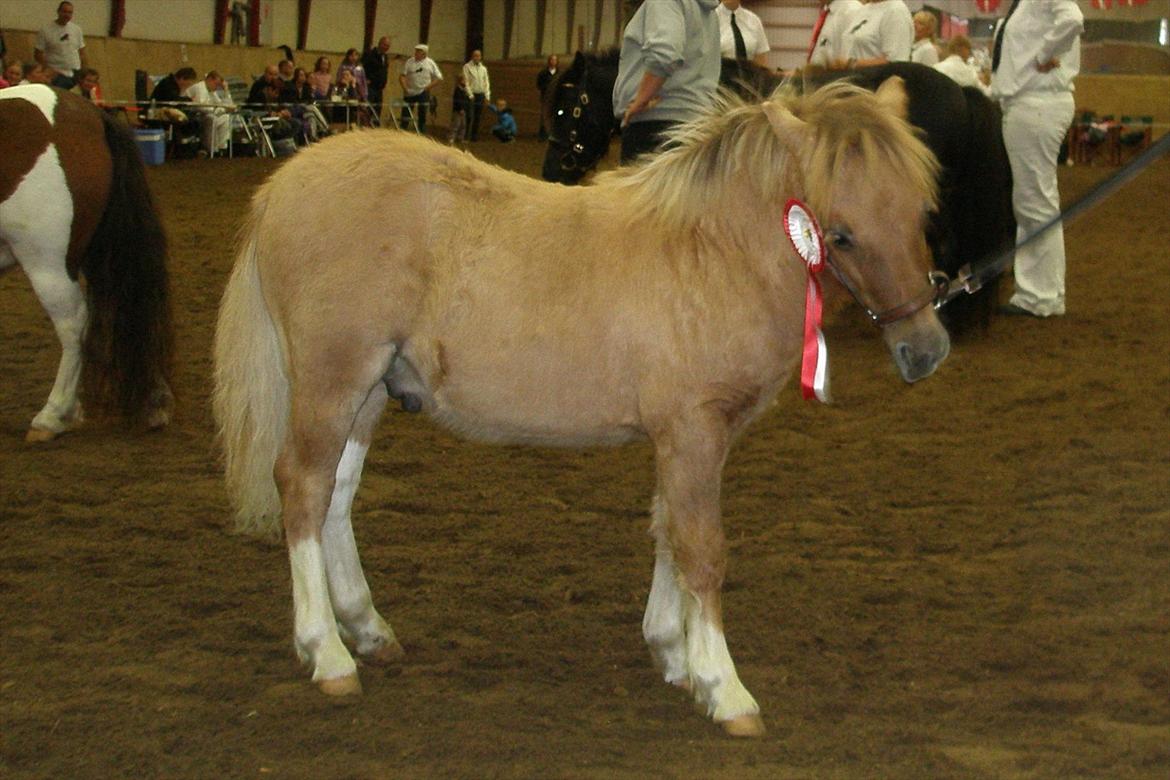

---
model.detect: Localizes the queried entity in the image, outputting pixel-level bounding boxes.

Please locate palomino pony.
[0,85,173,440]
[214,79,948,737]
[542,51,1014,333]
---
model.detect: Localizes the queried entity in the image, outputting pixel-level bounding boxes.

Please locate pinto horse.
[214,80,948,737]
[542,51,1015,333]
[0,85,173,441]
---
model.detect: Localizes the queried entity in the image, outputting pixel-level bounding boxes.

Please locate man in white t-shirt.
[808,0,863,69]
[399,44,442,133]
[934,36,989,96]
[186,70,236,156]
[716,0,770,67]
[843,0,913,68]
[34,1,86,89]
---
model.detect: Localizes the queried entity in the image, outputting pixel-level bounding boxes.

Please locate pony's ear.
[762,100,810,153]
[874,76,909,119]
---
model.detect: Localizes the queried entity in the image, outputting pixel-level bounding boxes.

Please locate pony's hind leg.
[22,262,86,441]
[323,380,403,666]
[277,343,396,696]
[652,416,764,737]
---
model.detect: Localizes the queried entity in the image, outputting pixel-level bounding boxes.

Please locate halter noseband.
[827,260,951,327]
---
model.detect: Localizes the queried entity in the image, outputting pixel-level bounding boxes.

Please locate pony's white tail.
[212,225,287,539]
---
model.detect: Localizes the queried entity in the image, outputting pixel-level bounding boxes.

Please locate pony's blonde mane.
[598,82,940,232]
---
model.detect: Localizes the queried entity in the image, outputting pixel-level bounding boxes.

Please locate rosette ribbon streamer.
[783,199,831,404]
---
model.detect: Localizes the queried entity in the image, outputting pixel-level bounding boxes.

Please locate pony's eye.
[828,230,853,250]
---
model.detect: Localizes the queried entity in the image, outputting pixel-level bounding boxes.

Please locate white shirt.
[462,60,491,101]
[843,0,913,63]
[990,0,1082,102]
[911,38,939,66]
[935,55,990,96]
[809,0,863,67]
[401,56,443,96]
[716,4,770,60]
[185,80,234,112]
[35,20,85,75]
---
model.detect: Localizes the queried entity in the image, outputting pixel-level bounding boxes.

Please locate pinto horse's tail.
[81,110,174,420]
[213,203,287,539]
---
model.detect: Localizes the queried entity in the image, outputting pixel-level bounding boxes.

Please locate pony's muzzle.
[885,312,950,384]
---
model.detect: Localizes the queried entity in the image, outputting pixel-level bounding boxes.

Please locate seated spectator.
[332,68,371,127]
[278,58,296,84]
[248,63,303,144]
[185,70,235,156]
[284,66,329,141]
[152,66,198,106]
[934,35,990,96]
[3,60,23,87]
[75,67,101,102]
[487,98,516,143]
[308,56,333,101]
[336,48,369,101]
[21,61,54,86]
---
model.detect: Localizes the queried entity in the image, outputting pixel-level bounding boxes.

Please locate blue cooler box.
[134,128,166,165]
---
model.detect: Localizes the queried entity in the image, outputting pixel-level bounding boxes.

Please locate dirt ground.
[1,134,1167,780]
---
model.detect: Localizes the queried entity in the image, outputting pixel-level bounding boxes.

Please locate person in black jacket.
[362,36,392,125]
[535,54,558,140]
[150,66,197,105]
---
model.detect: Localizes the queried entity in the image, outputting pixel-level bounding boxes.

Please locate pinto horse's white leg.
[22,263,86,441]
[322,384,402,666]
[652,416,764,737]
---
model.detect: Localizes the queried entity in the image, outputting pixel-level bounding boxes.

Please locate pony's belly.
[389,342,644,447]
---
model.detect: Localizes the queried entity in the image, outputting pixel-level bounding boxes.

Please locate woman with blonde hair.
[912,10,940,66]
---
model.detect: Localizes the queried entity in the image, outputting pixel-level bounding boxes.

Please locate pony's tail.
[81,111,174,420]
[212,214,287,539]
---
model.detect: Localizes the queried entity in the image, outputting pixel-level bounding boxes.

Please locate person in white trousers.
[991,0,1084,318]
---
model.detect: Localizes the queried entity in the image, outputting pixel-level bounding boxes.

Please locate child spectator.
[488,98,516,143]
[448,75,469,144]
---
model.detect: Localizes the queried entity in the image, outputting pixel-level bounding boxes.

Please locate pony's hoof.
[25,426,59,443]
[671,677,693,694]
[361,640,405,666]
[720,713,766,738]
[317,673,362,697]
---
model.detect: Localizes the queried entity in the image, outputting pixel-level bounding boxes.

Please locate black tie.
[991,0,1021,73]
[731,12,748,61]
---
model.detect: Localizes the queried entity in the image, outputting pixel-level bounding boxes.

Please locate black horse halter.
[547,64,612,176]
[827,261,951,327]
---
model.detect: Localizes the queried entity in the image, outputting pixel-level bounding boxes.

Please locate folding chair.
[389,99,421,133]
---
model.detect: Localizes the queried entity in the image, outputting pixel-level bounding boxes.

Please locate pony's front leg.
[653,418,764,737]
[23,266,86,442]
[643,495,689,688]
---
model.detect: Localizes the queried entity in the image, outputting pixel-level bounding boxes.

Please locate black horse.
[541,50,1014,333]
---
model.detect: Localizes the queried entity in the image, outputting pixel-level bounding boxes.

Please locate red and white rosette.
[783,199,831,404]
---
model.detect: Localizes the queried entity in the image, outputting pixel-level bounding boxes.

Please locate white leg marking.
[643,546,688,685]
[323,439,398,657]
[684,598,759,722]
[289,539,356,682]
[1,145,81,433]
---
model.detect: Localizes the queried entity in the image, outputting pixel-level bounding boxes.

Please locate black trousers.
[401,91,429,132]
[619,120,678,164]
[468,92,487,140]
